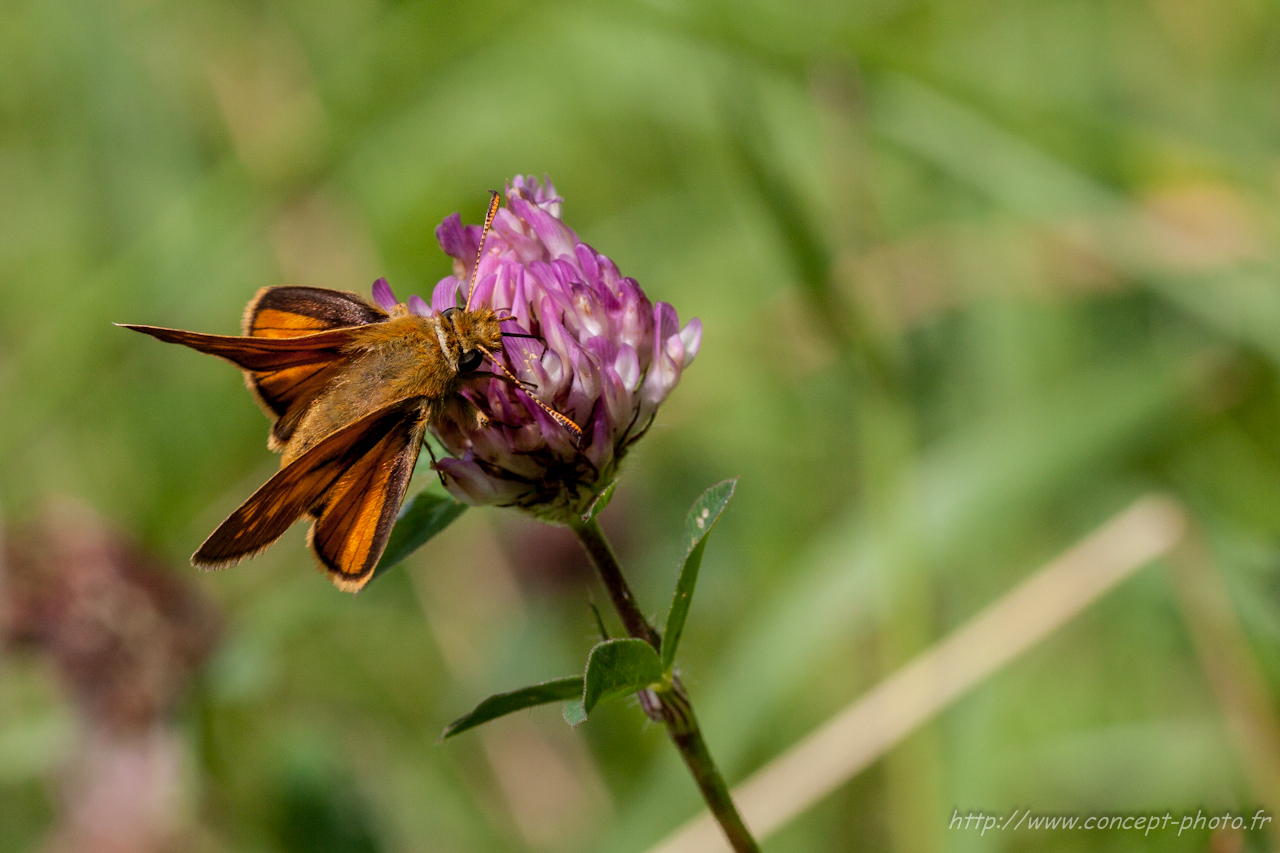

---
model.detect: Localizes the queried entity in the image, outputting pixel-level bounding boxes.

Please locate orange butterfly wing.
[194,398,427,590]
[243,285,387,338]
[241,287,389,448]
[307,407,428,591]
[126,289,428,592]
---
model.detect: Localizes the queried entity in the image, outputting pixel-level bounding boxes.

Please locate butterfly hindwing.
[253,359,348,449]
[241,287,389,447]
[193,398,424,576]
[244,286,388,338]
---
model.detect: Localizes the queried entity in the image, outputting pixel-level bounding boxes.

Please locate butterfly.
[121,192,580,591]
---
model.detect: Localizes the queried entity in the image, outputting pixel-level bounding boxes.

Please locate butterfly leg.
[421,436,449,489]
[468,370,536,391]
[500,331,549,357]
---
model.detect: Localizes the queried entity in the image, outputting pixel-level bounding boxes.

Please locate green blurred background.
[3,0,1280,850]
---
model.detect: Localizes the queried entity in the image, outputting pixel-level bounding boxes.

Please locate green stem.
[570,518,761,853]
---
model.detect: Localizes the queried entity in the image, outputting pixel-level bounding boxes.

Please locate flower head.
[412,176,701,522]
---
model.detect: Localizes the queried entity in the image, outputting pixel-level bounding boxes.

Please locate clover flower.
[1,501,220,734]
[369,183,751,848]
[416,176,700,522]
[2,501,220,853]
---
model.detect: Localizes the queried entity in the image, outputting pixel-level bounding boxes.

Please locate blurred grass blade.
[1167,527,1280,830]
[871,74,1280,367]
[440,676,584,740]
[647,496,1188,852]
[661,479,737,671]
[373,490,467,579]
[607,353,1216,850]
[691,354,1207,773]
[872,74,1115,219]
[722,82,830,300]
[583,639,665,715]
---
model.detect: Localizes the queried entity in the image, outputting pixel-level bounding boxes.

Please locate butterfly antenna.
[476,345,582,438]
[465,190,502,311]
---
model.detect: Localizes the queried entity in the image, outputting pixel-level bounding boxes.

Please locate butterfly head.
[439,306,502,374]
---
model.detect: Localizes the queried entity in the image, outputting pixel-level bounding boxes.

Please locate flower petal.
[433,277,462,313]
[436,213,479,265]
[371,278,397,310]
[408,294,431,317]
[437,456,526,505]
[679,318,702,365]
[509,190,579,264]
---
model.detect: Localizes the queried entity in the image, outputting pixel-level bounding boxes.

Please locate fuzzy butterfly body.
[121,193,579,592]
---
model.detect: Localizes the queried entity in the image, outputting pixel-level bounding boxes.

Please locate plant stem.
[571,517,761,853]
[572,516,661,648]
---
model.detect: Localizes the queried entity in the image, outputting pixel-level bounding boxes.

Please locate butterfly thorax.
[281,309,502,464]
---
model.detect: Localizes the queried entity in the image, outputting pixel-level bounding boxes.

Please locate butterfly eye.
[440,307,458,321]
[458,349,483,373]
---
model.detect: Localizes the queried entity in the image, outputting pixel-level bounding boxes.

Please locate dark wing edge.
[243,286,387,338]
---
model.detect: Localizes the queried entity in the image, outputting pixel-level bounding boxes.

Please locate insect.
[121,192,580,592]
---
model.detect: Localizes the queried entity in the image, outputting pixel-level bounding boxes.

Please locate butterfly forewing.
[308,406,429,591]
[120,324,357,371]
[194,399,424,578]
[122,322,366,449]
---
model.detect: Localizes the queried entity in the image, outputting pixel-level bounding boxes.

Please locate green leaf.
[660,479,737,671]
[582,639,664,715]
[372,490,467,580]
[440,676,583,740]
[562,700,587,728]
[580,479,618,523]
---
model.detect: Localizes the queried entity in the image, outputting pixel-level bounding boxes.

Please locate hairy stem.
[570,518,760,853]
